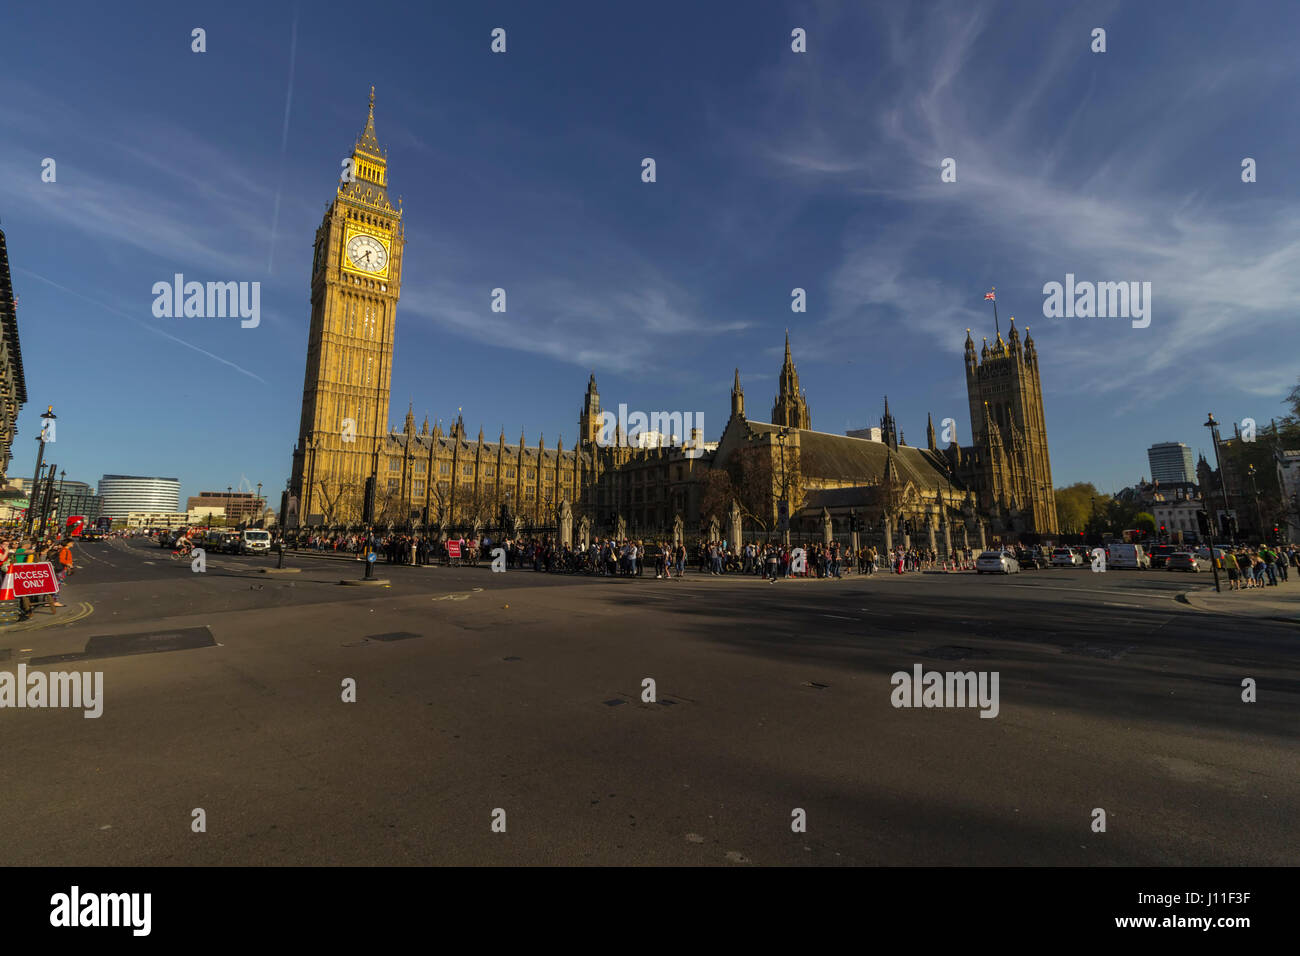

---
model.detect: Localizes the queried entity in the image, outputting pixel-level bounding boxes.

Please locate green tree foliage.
[1055,482,1103,532]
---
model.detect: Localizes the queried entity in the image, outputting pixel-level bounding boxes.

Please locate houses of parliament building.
[287,92,1059,543]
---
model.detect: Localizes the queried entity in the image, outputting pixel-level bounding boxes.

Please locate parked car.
[240,529,272,554]
[1166,552,1199,572]
[1015,548,1046,569]
[1106,542,1150,569]
[1051,547,1081,567]
[1149,544,1178,569]
[976,550,1020,574]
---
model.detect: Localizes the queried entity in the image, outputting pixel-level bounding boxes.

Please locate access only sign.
[9,562,60,596]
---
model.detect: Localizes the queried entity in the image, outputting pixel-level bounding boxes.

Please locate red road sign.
[446,541,461,558]
[10,562,60,596]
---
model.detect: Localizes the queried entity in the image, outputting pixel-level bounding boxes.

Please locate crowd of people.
[1218,544,1296,591]
[0,534,76,618]
[280,530,977,580]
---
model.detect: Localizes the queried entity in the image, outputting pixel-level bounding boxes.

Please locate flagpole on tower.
[986,286,1000,338]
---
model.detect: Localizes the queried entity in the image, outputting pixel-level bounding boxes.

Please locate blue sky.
[2,0,1298,504]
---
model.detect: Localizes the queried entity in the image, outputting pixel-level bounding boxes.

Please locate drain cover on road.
[602,699,625,707]
[31,627,216,665]
[803,681,830,689]
[367,631,423,642]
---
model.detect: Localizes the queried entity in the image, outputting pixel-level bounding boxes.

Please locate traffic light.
[1272,524,1280,543]
[1196,510,1210,536]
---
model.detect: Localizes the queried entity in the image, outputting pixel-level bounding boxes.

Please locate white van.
[241,529,272,554]
[1105,542,1149,570]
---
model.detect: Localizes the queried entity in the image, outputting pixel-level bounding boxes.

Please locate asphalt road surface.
[1,537,1295,866]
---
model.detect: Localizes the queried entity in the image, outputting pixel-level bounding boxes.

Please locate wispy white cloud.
[16,268,267,384]
[734,0,1300,406]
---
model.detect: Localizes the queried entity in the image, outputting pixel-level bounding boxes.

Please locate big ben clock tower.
[290,87,404,523]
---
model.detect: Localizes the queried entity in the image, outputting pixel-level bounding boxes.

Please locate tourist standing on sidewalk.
[53,539,74,608]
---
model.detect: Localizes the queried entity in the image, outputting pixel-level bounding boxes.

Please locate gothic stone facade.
[288,93,1058,541]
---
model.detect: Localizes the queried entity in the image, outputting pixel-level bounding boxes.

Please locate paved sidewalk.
[1179,582,1300,624]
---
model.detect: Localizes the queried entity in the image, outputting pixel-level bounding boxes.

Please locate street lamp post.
[256,482,263,527]
[38,462,58,539]
[1204,413,1233,542]
[24,406,57,537]
[1246,463,1264,541]
[776,426,791,545]
[56,469,66,536]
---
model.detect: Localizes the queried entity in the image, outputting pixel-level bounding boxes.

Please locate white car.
[1050,547,1081,567]
[976,550,1020,574]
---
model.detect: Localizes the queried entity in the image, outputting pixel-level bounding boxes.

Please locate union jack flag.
[984,290,996,301]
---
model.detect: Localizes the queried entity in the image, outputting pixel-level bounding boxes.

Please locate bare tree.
[697,469,735,531]
[314,476,362,526]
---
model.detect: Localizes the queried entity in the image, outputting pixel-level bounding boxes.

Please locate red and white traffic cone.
[0,570,14,601]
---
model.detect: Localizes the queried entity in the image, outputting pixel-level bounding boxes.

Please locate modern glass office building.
[98,475,181,519]
[1147,442,1195,486]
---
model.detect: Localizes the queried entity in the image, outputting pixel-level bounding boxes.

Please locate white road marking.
[1001,583,1173,599]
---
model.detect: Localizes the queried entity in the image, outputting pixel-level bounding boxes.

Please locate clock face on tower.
[344,232,389,275]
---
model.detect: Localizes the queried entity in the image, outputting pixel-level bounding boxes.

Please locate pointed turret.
[880,396,898,451]
[772,332,811,429]
[420,415,429,436]
[731,368,745,419]
[357,86,382,155]
[927,412,936,452]
[580,373,601,447]
[340,87,397,214]
[404,402,415,434]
